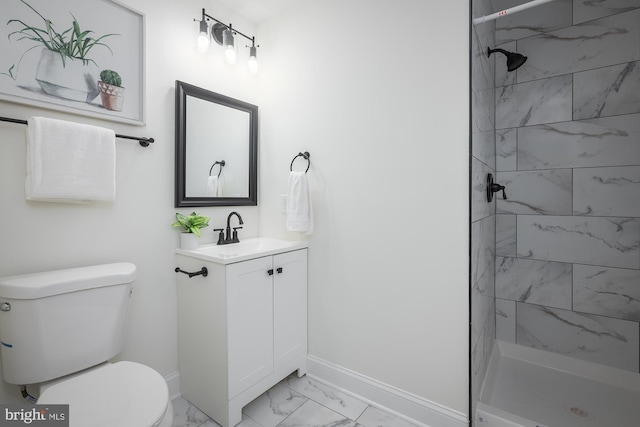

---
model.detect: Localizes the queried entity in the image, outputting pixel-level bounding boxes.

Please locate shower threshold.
[476,340,640,427]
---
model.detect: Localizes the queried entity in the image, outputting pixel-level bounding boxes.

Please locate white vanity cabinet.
[176,247,307,427]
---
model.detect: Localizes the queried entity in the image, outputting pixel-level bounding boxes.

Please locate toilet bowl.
[38,362,173,427]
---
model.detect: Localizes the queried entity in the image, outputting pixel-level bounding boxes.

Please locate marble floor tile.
[172,377,422,427]
[172,397,214,427]
[282,375,368,421]
[243,383,309,427]
[278,400,358,427]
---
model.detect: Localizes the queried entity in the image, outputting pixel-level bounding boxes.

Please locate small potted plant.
[172,212,210,249]
[98,69,125,111]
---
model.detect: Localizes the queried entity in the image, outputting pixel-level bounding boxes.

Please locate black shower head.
[487,47,527,72]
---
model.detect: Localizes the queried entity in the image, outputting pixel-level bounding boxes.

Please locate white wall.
[0,0,259,403]
[0,0,470,420]
[257,0,470,416]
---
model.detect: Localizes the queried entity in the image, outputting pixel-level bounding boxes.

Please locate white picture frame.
[0,0,145,125]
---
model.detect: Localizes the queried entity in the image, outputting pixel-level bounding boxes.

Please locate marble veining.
[517,10,640,83]
[574,0,640,25]
[574,61,640,119]
[496,128,516,171]
[494,0,572,45]
[516,303,640,371]
[517,114,640,170]
[171,373,419,427]
[496,215,517,257]
[496,299,516,343]
[573,166,640,216]
[495,75,572,129]
[496,257,572,309]
[517,215,640,268]
[574,264,640,321]
[496,169,572,215]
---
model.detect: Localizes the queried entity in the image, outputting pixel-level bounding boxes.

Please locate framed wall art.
[0,0,145,125]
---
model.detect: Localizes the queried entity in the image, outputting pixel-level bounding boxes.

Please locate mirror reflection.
[175,81,257,207]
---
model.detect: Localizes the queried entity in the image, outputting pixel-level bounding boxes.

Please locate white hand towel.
[286,171,313,234]
[25,116,116,203]
[207,175,224,197]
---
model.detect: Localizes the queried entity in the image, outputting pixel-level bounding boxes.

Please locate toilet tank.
[0,263,136,385]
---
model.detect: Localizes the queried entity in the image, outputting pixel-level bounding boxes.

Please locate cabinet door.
[227,256,274,399]
[273,249,308,369]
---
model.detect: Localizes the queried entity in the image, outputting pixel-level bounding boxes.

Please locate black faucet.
[214,211,244,245]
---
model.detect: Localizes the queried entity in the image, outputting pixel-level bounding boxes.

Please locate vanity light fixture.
[194,8,259,73]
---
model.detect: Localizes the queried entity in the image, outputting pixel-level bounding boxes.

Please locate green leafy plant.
[99,69,122,87]
[3,0,117,79]
[172,212,210,237]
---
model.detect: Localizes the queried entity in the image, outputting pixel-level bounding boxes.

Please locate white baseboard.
[306,355,468,427]
[164,370,181,400]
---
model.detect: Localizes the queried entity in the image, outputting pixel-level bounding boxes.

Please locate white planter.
[35,48,100,103]
[180,233,199,250]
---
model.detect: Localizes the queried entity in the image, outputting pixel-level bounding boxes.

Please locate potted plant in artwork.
[98,69,125,111]
[5,0,116,102]
[172,212,210,249]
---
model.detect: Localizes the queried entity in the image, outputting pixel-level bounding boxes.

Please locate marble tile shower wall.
[493,0,640,372]
[470,0,496,418]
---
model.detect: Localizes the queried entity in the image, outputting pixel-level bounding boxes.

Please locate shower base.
[475,340,640,427]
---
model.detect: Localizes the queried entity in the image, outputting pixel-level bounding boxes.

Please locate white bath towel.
[286,171,313,234]
[25,116,116,203]
[207,175,224,197]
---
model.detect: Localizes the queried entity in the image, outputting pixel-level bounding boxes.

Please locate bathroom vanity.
[175,238,308,427]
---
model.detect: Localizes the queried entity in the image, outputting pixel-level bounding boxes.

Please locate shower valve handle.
[491,183,507,200]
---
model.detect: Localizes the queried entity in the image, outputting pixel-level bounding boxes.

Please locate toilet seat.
[37,361,170,427]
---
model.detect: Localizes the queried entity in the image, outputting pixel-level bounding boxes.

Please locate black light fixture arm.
[199,8,256,44]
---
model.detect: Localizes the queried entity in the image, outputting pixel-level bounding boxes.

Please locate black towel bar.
[290,151,310,173]
[0,116,155,147]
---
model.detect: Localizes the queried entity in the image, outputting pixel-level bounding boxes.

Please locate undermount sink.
[176,237,308,264]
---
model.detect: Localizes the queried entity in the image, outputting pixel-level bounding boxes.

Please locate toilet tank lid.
[0,263,136,300]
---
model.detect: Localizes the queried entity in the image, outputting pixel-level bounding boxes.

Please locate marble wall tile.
[494,0,572,45]
[496,170,572,215]
[496,75,572,129]
[517,114,640,170]
[517,10,640,83]
[496,214,517,257]
[472,157,496,222]
[496,128,516,171]
[472,257,495,350]
[574,61,640,120]
[574,0,640,25]
[496,298,516,343]
[471,212,495,290]
[574,166,640,216]
[574,264,640,322]
[517,215,640,268]
[516,303,640,371]
[496,257,572,309]
[473,88,495,134]
[473,130,496,170]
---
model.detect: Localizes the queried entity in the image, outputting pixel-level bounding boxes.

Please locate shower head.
[487,47,527,72]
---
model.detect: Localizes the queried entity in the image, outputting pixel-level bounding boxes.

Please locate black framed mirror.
[175,80,258,207]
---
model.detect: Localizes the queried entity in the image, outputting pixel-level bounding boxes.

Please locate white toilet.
[0,263,173,427]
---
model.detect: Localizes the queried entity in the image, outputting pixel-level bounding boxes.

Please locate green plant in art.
[99,69,122,87]
[172,212,210,237]
[3,0,117,79]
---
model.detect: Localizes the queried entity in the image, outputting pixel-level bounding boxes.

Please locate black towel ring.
[290,152,310,173]
[209,160,225,178]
